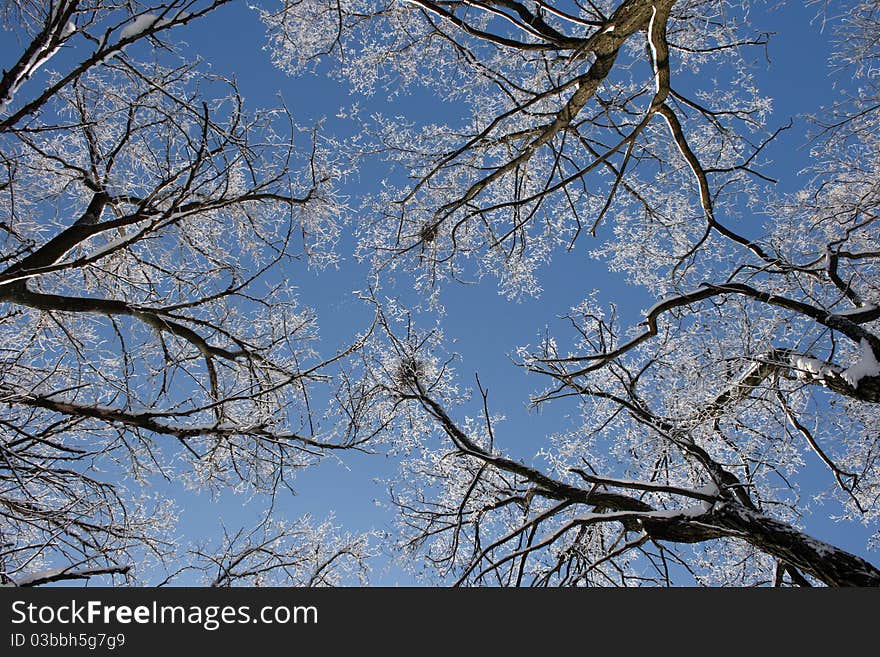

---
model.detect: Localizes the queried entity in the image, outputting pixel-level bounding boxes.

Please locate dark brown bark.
[638,504,880,586]
[709,504,880,587]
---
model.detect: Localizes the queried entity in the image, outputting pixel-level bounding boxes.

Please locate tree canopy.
[2,0,879,586]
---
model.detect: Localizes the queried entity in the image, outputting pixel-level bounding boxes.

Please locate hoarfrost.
[841,339,880,388]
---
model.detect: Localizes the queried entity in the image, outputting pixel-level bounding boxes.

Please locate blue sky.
[3,1,876,585]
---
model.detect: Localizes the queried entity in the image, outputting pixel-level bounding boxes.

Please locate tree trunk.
[711,504,880,587]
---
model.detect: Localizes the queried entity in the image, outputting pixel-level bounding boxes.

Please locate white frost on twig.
[9,567,69,586]
[792,355,837,382]
[120,14,162,40]
[841,339,880,388]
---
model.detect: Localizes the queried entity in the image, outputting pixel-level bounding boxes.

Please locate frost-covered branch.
[0,0,368,584]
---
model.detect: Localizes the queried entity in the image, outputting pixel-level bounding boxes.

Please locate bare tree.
[5,0,878,588]
[263,0,880,585]
[0,1,372,586]
[160,515,374,587]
